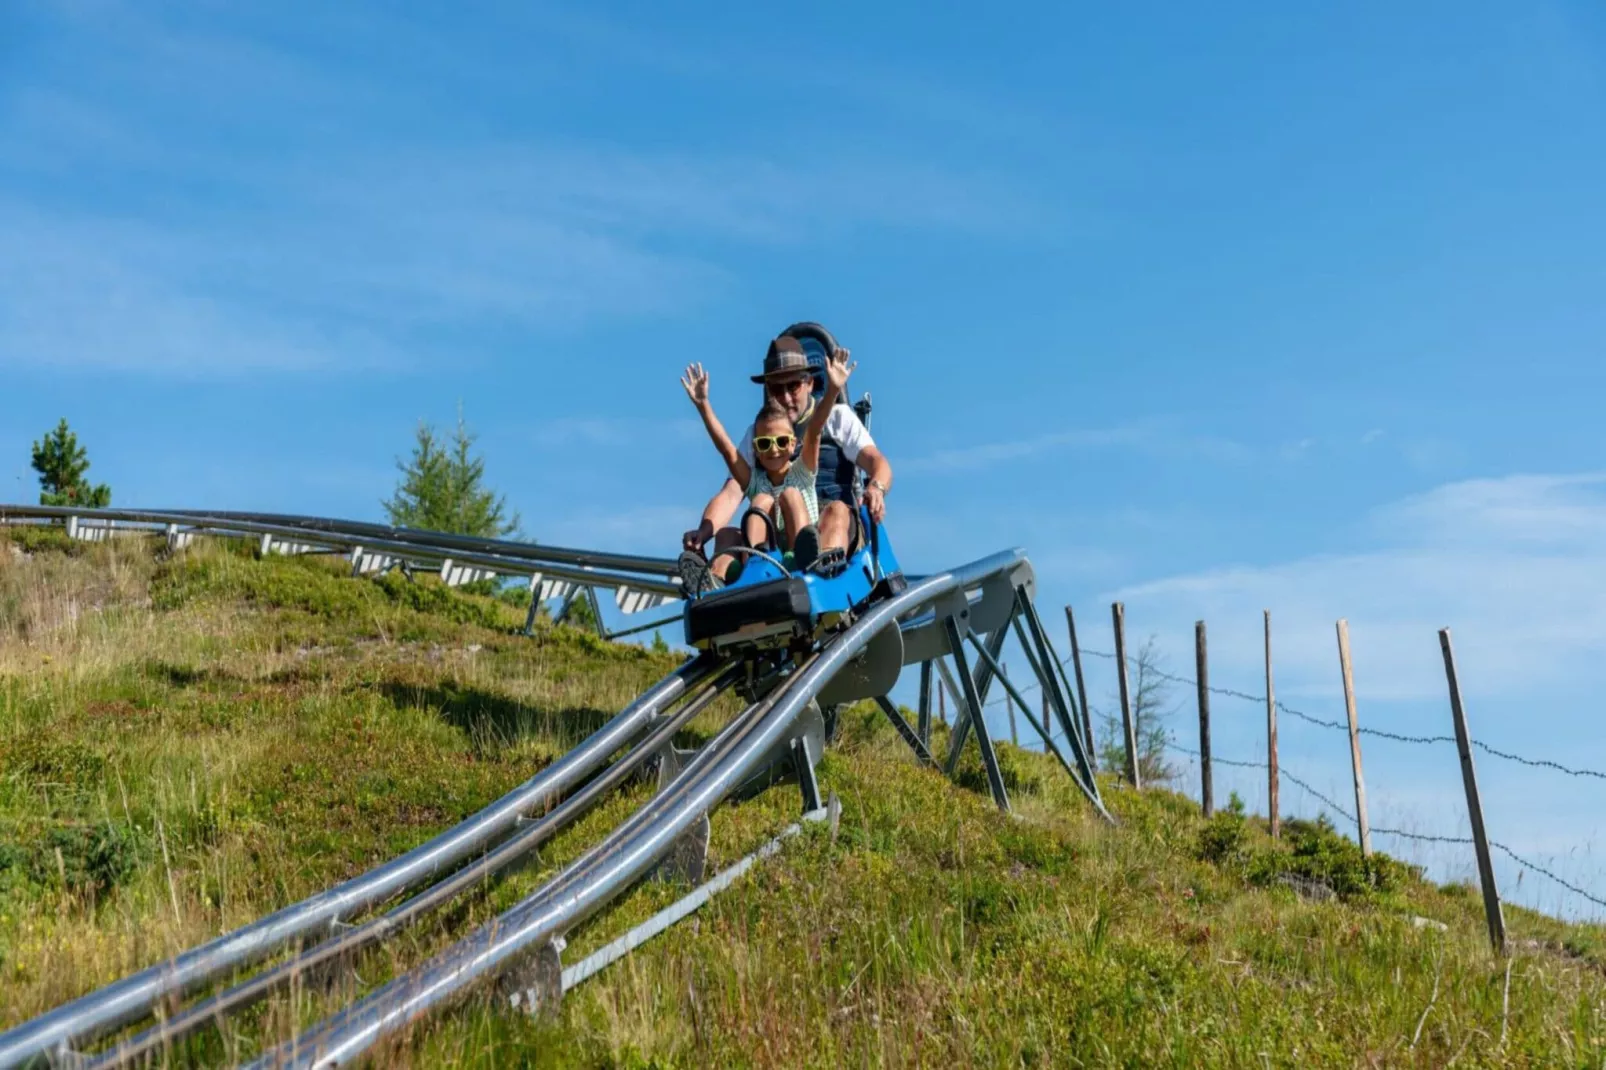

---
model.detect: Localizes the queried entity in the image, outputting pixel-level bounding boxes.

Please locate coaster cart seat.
[683,504,904,656]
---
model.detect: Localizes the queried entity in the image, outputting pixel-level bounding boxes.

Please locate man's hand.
[682,518,715,553]
[825,347,855,392]
[680,363,710,407]
[864,482,886,523]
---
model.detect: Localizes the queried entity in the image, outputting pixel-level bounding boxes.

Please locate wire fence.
[1076,647,1606,782]
[1163,739,1606,911]
[903,608,1606,920]
[1057,631,1606,922]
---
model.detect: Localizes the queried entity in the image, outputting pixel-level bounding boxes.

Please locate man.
[682,333,892,584]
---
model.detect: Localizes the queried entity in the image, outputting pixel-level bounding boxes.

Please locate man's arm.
[856,445,892,522]
[684,478,743,552]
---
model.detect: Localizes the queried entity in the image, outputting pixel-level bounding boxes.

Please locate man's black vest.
[795,401,858,507]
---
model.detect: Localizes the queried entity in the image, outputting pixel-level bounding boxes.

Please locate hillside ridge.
[1,528,1603,1067]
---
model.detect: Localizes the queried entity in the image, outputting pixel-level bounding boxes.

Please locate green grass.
[1,530,1604,1067]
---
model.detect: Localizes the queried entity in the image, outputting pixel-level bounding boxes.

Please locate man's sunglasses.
[766,376,815,395]
[754,434,795,453]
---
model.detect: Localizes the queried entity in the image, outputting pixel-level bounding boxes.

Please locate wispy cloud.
[1110,471,1606,704]
[899,422,1250,475]
[529,416,701,448]
[0,6,1045,378]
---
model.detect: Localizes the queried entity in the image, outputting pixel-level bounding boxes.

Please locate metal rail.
[89,664,744,1069]
[0,505,681,598]
[4,526,1100,1068]
[0,658,716,1068]
[144,508,680,578]
[256,555,1014,1068]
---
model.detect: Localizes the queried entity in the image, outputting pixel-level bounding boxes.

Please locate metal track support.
[966,633,1107,818]
[792,736,823,814]
[942,627,1009,775]
[943,617,1010,812]
[1013,592,1102,803]
[874,696,935,767]
[504,937,565,1018]
[916,661,933,749]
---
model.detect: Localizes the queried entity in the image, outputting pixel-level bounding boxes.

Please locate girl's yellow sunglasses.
[754,434,795,454]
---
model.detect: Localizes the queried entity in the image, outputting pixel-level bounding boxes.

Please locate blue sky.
[5,0,1606,917]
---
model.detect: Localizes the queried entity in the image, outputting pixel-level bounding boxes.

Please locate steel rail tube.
[255,656,827,1069]
[0,505,679,579]
[262,554,1024,1067]
[153,509,682,577]
[0,505,681,598]
[91,665,742,1069]
[0,658,715,1069]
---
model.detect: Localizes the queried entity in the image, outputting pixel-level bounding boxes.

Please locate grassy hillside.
[2,529,1603,1068]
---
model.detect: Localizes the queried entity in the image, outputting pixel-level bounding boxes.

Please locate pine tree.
[31,419,111,508]
[382,408,519,538]
[1096,635,1180,785]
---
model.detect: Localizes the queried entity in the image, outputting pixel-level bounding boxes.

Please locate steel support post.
[943,617,1010,812]
[586,585,608,639]
[792,736,823,814]
[917,661,933,749]
[1010,598,1100,799]
[943,627,1009,776]
[875,696,936,767]
[966,634,1105,816]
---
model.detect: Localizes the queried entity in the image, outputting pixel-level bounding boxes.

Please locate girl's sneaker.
[675,550,715,598]
[792,525,821,572]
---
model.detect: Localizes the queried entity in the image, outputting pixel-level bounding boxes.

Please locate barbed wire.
[1075,647,1606,781]
[1167,742,1360,822]
[1489,842,1606,911]
[1162,744,1606,910]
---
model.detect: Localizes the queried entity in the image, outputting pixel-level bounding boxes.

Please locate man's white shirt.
[737,404,874,468]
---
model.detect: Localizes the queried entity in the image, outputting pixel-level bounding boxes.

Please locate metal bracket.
[652,811,711,885]
[656,743,701,795]
[504,935,566,1017]
[793,736,822,813]
[45,1043,90,1069]
[730,699,827,804]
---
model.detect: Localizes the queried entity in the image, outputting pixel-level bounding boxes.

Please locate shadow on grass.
[376,680,615,749]
[144,661,209,687]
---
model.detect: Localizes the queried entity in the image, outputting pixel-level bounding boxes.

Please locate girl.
[681,347,853,574]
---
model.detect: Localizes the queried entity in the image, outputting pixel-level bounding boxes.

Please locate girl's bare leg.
[709,527,745,583]
[775,488,809,551]
[745,494,776,549]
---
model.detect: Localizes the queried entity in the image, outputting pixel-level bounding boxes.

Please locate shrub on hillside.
[1195,799,1419,902]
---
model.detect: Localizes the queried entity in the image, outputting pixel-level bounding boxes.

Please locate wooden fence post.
[1066,606,1095,771]
[1439,627,1507,955]
[1264,610,1279,839]
[1196,620,1213,817]
[1112,602,1140,789]
[1336,619,1372,856]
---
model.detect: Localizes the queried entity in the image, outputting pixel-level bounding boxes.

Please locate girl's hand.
[825,347,855,391]
[680,363,710,406]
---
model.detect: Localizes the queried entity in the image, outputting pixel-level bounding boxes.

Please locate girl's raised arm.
[682,363,751,487]
[801,348,854,472]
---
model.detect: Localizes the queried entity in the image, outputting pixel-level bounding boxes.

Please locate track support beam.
[875,695,936,767]
[793,736,823,813]
[943,617,1010,812]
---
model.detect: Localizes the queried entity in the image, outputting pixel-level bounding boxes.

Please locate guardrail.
[0,504,683,639]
